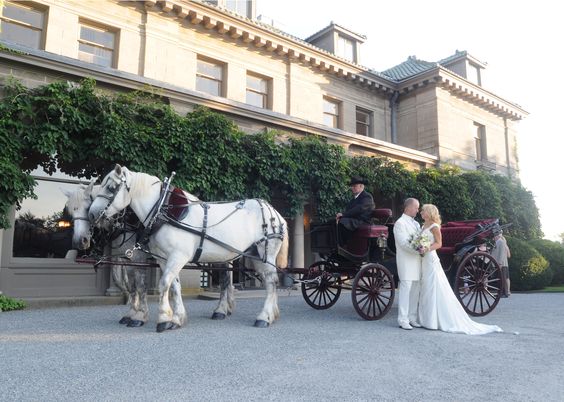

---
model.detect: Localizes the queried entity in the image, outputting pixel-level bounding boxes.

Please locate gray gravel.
[1,292,563,401]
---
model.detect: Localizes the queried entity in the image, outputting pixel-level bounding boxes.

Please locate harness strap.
[190,203,209,263]
[159,214,281,266]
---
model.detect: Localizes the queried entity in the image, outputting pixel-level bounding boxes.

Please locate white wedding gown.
[418,223,503,335]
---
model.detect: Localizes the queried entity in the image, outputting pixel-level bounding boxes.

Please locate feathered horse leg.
[156,253,188,332]
[212,268,235,320]
[252,261,279,328]
[127,267,149,327]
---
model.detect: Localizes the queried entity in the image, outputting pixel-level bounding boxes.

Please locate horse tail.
[276,224,289,269]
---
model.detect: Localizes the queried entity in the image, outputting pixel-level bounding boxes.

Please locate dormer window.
[337,35,354,61]
[305,22,365,64]
[467,63,482,86]
[438,51,486,87]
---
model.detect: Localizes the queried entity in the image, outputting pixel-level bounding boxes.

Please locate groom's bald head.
[403,198,420,217]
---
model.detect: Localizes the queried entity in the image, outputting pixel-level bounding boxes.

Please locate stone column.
[285,211,305,288]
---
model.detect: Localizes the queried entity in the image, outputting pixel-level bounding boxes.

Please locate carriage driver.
[336,176,375,247]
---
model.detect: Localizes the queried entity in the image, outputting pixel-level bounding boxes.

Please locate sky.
[258,0,564,241]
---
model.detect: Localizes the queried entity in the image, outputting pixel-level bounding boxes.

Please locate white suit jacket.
[393,214,423,281]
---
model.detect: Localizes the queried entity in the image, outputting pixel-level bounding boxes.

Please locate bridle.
[92,175,130,224]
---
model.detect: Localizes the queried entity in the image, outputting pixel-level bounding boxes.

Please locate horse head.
[89,164,132,222]
[62,180,96,250]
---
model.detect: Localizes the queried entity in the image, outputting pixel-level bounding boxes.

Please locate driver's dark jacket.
[340,190,375,231]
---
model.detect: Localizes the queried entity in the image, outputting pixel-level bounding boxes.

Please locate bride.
[417,204,503,335]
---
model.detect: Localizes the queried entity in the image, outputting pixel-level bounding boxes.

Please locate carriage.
[69,166,506,331]
[301,209,506,320]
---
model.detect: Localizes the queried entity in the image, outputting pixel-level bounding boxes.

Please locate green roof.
[380,56,437,81]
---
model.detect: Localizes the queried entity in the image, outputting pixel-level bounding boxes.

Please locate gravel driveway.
[1,292,563,401]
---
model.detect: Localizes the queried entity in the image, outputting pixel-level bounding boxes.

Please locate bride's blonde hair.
[421,204,442,225]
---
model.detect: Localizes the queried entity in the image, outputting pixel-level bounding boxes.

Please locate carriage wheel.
[301,261,342,310]
[454,251,502,317]
[351,263,395,320]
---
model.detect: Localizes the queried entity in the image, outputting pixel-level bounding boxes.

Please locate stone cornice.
[0,46,437,166]
[396,66,528,120]
[139,1,527,121]
[138,0,395,94]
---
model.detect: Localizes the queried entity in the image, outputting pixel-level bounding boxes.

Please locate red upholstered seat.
[346,225,388,256]
[438,225,477,255]
[440,226,474,247]
[443,219,496,228]
[356,224,388,238]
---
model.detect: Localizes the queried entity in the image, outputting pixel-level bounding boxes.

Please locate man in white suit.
[393,198,423,330]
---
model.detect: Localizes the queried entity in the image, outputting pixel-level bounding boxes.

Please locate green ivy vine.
[0,78,542,239]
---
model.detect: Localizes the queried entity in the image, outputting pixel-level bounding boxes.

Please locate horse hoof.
[254,320,270,328]
[119,317,131,325]
[127,320,145,327]
[156,322,172,332]
[211,312,226,320]
[156,322,181,332]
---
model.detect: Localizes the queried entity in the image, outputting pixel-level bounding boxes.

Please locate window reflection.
[0,1,45,49]
[13,180,80,258]
[78,22,116,68]
[196,58,224,97]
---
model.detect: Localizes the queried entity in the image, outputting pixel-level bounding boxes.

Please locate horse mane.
[128,171,161,199]
[128,169,200,201]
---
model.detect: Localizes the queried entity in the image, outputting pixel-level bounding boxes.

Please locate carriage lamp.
[377,234,388,249]
[57,219,71,228]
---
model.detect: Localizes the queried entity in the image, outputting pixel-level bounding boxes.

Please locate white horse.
[62,181,162,327]
[88,165,289,332]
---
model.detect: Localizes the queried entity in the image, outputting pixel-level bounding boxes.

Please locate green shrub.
[530,239,564,285]
[506,237,552,291]
[0,294,26,311]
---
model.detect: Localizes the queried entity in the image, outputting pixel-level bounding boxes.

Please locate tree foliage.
[0,78,543,241]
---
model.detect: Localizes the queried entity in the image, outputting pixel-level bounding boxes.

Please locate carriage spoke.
[361,276,371,289]
[371,296,379,317]
[364,296,372,316]
[468,290,478,310]
[321,289,329,306]
[355,293,370,305]
[482,291,492,308]
[360,294,372,313]
[311,288,322,305]
[325,286,337,297]
[375,296,385,314]
[484,288,497,300]
[355,284,371,293]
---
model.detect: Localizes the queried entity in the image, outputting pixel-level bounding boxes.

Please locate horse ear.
[84,180,95,197]
[115,164,122,175]
[60,187,73,198]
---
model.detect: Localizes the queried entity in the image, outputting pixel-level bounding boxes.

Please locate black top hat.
[349,176,367,185]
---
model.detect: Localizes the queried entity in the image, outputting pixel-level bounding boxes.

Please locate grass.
[537,285,564,293]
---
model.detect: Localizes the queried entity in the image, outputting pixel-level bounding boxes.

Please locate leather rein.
[94,173,285,267]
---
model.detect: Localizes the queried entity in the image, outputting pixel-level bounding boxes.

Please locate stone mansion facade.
[0,0,527,298]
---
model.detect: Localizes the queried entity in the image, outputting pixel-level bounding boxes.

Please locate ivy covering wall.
[0,78,542,239]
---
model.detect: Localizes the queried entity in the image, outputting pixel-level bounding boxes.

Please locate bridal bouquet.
[409,232,431,256]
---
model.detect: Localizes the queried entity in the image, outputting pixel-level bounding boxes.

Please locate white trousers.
[398,280,420,324]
